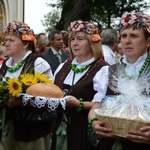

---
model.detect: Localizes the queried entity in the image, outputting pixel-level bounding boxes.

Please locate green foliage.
[42,0,150,31]
[41,9,61,32]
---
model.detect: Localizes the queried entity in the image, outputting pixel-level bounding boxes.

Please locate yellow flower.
[20,73,38,86]
[41,77,53,83]
[7,78,22,97]
[34,72,53,83]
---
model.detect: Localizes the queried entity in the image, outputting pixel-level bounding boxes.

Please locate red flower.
[124,16,130,22]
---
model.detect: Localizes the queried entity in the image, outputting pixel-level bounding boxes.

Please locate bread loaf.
[26,83,64,98]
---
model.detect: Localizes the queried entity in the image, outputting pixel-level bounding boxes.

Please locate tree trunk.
[56,0,92,30]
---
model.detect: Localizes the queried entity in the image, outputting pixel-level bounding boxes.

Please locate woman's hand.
[65,95,80,108]
[92,120,115,138]
[126,126,150,144]
[88,102,115,138]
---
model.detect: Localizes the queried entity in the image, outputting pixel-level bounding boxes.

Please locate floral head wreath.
[4,21,36,42]
[68,20,101,42]
[120,12,150,33]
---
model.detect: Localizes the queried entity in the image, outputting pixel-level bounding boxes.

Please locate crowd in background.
[0,22,123,68]
[1,10,150,150]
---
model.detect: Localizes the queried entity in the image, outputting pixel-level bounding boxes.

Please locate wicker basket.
[95,113,150,137]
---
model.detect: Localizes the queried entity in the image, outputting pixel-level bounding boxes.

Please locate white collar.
[6,51,32,68]
[121,53,147,66]
[72,57,95,66]
[51,47,62,55]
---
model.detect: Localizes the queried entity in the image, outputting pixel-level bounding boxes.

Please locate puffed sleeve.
[34,57,54,79]
[92,66,109,102]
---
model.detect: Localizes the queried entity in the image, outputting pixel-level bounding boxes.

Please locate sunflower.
[20,73,38,86]
[41,76,53,83]
[7,78,22,97]
[34,72,53,83]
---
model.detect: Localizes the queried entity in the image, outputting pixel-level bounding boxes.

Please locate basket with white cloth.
[16,83,67,124]
[95,75,150,137]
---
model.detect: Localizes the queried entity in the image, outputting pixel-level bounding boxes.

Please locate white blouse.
[54,57,95,85]
[3,51,54,79]
[54,57,102,101]
[54,54,147,103]
[92,53,147,102]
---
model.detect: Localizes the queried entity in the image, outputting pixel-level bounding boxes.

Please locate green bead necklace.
[71,63,91,73]
[7,59,26,73]
[121,53,150,78]
[138,53,150,75]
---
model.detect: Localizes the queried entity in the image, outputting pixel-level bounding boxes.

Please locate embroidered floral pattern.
[120,12,150,33]
[68,20,101,42]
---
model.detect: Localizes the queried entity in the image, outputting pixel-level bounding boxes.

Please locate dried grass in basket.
[96,114,150,137]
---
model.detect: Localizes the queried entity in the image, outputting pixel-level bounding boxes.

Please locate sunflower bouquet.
[0,72,53,106]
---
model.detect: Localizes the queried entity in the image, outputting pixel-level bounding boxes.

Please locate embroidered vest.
[54,59,109,116]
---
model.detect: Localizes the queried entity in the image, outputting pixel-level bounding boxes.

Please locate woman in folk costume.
[88,12,150,150]
[53,20,109,150]
[0,21,53,150]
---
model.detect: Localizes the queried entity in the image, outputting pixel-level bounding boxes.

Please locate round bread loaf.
[26,83,64,98]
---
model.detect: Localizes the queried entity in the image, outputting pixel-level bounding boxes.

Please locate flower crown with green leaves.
[68,20,101,42]
[4,21,36,41]
[120,12,150,33]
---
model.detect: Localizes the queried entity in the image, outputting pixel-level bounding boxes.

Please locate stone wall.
[0,0,24,30]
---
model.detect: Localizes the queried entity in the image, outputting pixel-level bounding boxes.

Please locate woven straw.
[96,114,150,137]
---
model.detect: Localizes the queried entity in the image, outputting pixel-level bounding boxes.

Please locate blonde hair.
[38,37,50,53]
[0,45,5,54]
[68,32,104,60]
[0,45,7,60]
[0,31,5,45]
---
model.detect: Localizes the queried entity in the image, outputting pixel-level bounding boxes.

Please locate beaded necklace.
[121,52,150,78]
[71,63,91,73]
[7,59,26,73]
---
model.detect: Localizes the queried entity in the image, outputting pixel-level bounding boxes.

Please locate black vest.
[0,53,54,141]
[40,48,69,74]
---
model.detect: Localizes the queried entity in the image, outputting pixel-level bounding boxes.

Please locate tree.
[43,0,150,31]
[55,0,92,30]
[89,0,150,30]
[41,9,60,32]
